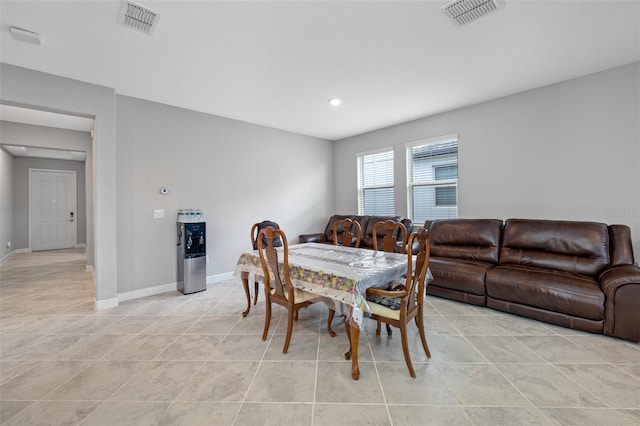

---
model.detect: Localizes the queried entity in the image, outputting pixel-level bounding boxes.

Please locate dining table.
[233,242,409,380]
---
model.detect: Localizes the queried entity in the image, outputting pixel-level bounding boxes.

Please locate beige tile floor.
[1,248,639,425]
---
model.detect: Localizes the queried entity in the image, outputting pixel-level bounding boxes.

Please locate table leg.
[350,319,360,380]
[241,272,251,317]
[345,317,360,380]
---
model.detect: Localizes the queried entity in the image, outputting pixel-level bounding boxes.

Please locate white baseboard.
[207,272,233,286]
[0,250,14,265]
[85,265,94,272]
[75,243,86,248]
[118,282,177,302]
[94,272,236,309]
[15,248,31,253]
[94,297,119,310]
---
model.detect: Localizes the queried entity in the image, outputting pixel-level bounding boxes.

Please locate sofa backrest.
[500,219,610,276]
[608,224,635,265]
[428,219,503,264]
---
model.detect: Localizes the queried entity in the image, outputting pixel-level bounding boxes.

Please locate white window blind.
[357,149,394,215]
[407,136,458,223]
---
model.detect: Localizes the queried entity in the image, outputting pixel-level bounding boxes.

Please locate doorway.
[29,169,77,251]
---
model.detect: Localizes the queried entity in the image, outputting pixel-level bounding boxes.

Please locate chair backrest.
[333,218,362,248]
[372,220,408,253]
[251,220,282,250]
[401,228,430,314]
[257,227,291,300]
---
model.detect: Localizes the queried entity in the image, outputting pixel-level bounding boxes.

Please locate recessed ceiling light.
[329,98,342,107]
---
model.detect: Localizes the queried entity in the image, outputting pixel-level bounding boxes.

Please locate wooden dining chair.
[372,219,408,254]
[327,218,363,336]
[333,218,362,248]
[371,219,408,335]
[257,226,320,354]
[250,220,281,305]
[363,228,431,378]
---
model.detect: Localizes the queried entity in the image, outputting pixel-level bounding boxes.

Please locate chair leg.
[385,323,392,336]
[400,322,416,378]
[262,301,271,342]
[327,309,336,337]
[415,315,431,358]
[376,320,381,335]
[253,281,259,305]
[283,307,295,354]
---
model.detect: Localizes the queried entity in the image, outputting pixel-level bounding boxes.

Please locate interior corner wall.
[115,95,333,294]
[333,62,640,255]
[1,63,117,303]
[0,147,14,262]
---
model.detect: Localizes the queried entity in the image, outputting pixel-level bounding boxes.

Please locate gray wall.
[1,63,117,303]
[115,95,334,293]
[0,147,13,262]
[12,157,86,249]
[334,63,640,254]
[1,121,91,251]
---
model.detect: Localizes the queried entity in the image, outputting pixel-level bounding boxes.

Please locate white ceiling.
[2,144,87,161]
[0,104,92,161]
[0,104,94,132]
[0,1,638,141]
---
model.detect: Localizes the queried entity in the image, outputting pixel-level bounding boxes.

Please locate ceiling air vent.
[441,0,505,26]
[117,1,161,35]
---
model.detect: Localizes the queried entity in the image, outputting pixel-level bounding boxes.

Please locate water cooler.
[177,209,207,295]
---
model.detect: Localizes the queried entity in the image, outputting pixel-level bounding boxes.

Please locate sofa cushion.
[486,264,604,321]
[428,219,502,264]
[499,219,610,277]
[353,215,372,242]
[428,257,494,296]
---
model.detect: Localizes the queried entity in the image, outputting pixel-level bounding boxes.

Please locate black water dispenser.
[177,210,206,294]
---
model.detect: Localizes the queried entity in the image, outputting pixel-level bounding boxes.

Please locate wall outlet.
[6,242,10,249]
[153,209,165,219]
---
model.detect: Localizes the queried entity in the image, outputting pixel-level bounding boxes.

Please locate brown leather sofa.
[298,214,414,250]
[424,218,640,342]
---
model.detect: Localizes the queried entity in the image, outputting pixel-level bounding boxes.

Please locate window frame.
[406,134,459,222]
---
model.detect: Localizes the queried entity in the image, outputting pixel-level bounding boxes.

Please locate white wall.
[0,147,14,262]
[115,95,334,294]
[333,63,640,255]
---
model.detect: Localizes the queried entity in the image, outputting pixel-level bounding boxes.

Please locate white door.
[30,169,77,251]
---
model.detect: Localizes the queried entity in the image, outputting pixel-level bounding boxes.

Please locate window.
[407,135,458,222]
[357,149,394,215]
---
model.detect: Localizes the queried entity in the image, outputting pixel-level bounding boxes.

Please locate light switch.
[154,209,165,219]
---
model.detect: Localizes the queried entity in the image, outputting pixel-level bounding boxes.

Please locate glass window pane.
[435,186,457,206]
[412,185,458,222]
[435,165,458,180]
[408,137,458,222]
[358,150,394,215]
[363,187,394,215]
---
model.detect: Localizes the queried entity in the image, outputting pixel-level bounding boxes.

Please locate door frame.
[28,168,78,251]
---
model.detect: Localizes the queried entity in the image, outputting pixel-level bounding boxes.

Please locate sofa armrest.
[298,233,327,244]
[599,264,640,342]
